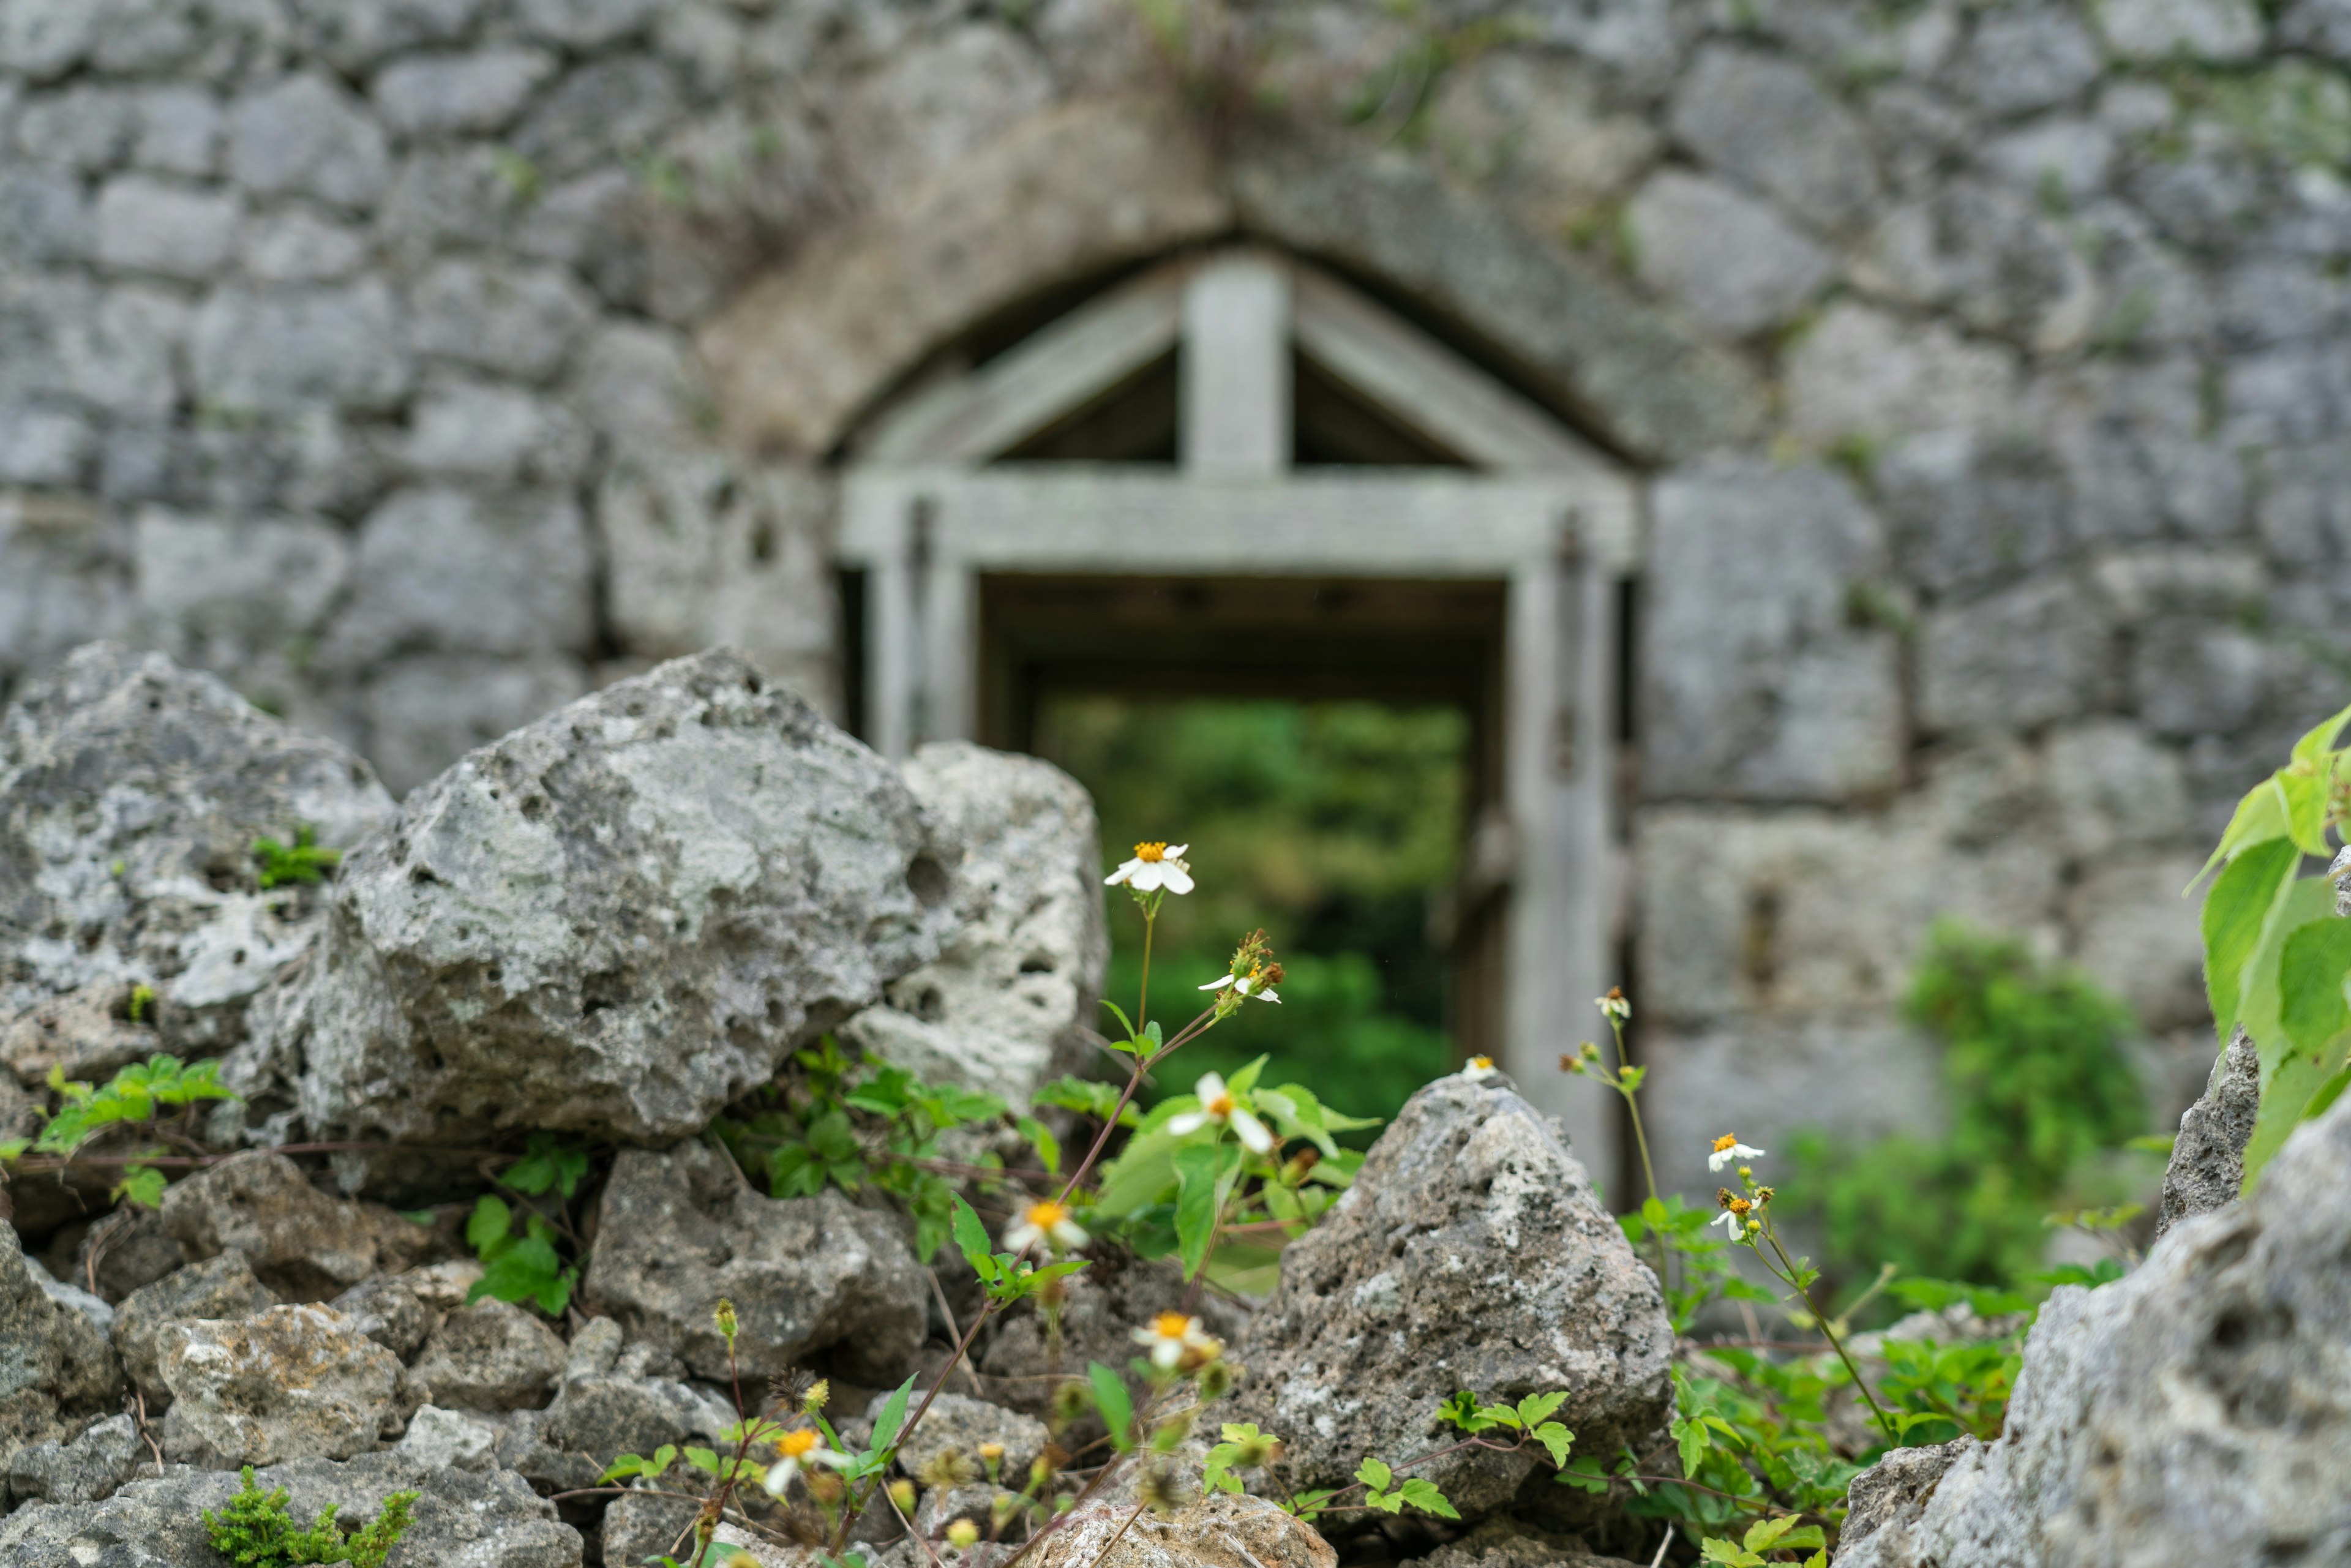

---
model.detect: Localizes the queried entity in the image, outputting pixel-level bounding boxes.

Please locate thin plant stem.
[1136,899,1158,1035]
[1608,1018,1661,1207]
[1761,1225,1896,1442]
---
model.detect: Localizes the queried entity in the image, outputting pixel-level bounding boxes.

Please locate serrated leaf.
[1672,1415,1708,1476]
[2280,768,2334,858]
[2205,839,2301,1046]
[2290,700,2351,767]
[1532,1422,1573,1467]
[1394,1479,1458,1518]
[1015,1116,1062,1176]
[684,1446,721,1475]
[1089,1364,1134,1452]
[2195,774,2291,887]
[1745,1516,1798,1551]
[1354,1457,1392,1492]
[2281,918,2351,1060]
[467,1194,512,1253]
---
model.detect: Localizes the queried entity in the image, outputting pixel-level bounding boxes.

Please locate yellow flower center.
[1026,1199,1070,1229]
[1713,1135,1739,1153]
[779,1428,821,1458]
[1469,1056,1493,1070]
[1134,842,1167,862]
[1153,1311,1193,1339]
[1726,1196,1752,1216]
[1207,1093,1235,1117]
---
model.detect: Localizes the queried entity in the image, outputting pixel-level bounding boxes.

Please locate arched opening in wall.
[837,245,1635,1160]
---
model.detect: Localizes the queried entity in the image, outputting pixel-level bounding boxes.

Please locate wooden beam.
[1292,268,1618,482]
[860,261,1191,464]
[1182,250,1292,478]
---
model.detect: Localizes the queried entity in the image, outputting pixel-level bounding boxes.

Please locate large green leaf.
[2202,839,2300,1044]
[2237,876,2340,1187]
[2280,919,2351,1059]
[2194,776,2291,888]
[1092,1128,1180,1218]
[1088,1362,1134,1452]
[2278,768,2335,858]
[2289,699,2351,767]
[1173,1141,1221,1280]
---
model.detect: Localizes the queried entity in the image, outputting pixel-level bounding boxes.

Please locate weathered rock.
[0,642,394,1046]
[159,1151,440,1301]
[394,1403,500,1471]
[534,1318,731,1467]
[328,1272,433,1360]
[23,1248,114,1337]
[1831,1438,1973,1564]
[601,1489,700,1568]
[2154,1027,2260,1239]
[1030,1493,1335,1568]
[871,1390,1049,1486]
[979,1255,1247,1419]
[1628,170,1835,337]
[158,1304,419,1466]
[582,1139,928,1382]
[1231,1075,1673,1525]
[5,1413,146,1507]
[841,741,1108,1106]
[239,648,949,1149]
[1834,1089,2351,1567]
[913,1482,1021,1540]
[1405,1520,1643,1568]
[113,1251,277,1407]
[410,1299,567,1412]
[0,1451,583,1567]
[74,1206,185,1304]
[0,1222,122,1480]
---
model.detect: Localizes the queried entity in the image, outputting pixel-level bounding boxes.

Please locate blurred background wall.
[4,0,2344,1262]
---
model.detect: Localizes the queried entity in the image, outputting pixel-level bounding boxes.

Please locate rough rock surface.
[1230,1075,1673,1524]
[329,1274,433,1360]
[980,1255,1247,1418]
[394,1405,501,1472]
[1406,1520,1643,1568]
[2154,1026,2259,1239]
[0,1223,121,1480]
[410,1299,567,1413]
[1029,1493,1335,1568]
[159,1150,438,1300]
[872,1389,1050,1485]
[112,1250,277,1407]
[75,1207,186,1304]
[235,649,949,1147]
[1834,1090,2351,1567]
[601,1491,700,1568]
[841,741,1107,1106]
[0,643,394,1046]
[583,1139,929,1382]
[4,1413,146,1510]
[158,1304,418,1466]
[0,1452,582,1567]
[534,1318,731,1469]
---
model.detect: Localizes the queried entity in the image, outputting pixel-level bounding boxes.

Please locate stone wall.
[4,0,2345,1185]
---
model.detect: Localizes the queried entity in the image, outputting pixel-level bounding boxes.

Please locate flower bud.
[713,1299,738,1344]
[888,1480,917,1516]
[803,1379,830,1415]
[946,1520,981,1550]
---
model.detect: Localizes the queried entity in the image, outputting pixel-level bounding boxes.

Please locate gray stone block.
[94,175,241,280]
[1426,50,1662,234]
[1961,5,2104,116]
[192,280,410,416]
[2156,1029,2259,1238]
[834,23,1057,203]
[227,73,392,212]
[512,0,664,48]
[1670,44,1880,231]
[2257,442,2351,566]
[129,84,223,178]
[403,377,589,483]
[2132,619,2268,738]
[1643,459,1903,803]
[514,55,684,181]
[15,84,138,173]
[2099,0,2263,59]
[1982,116,2115,204]
[2044,719,2192,860]
[375,47,558,137]
[1877,429,2069,598]
[0,406,94,488]
[0,170,92,265]
[238,204,370,282]
[0,0,97,79]
[0,495,130,685]
[292,0,484,72]
[568,319,705,444]
[1785,301,2021,440]
[409,257,597,384]
[1918,577,2110,733]
[2066,851,2209,1030]
[1628,168,1834,336]
[2281,0,2351,58]
[1854,181,2097,350]
[132,507,351,673]
[331,486,593,667]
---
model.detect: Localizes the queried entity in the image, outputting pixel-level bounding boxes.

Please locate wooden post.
[1182,251,1291,478]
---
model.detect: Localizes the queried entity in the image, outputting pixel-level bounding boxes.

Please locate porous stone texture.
[1029,1493,1337,1568]
[1231,1075,1673,1524]
[328,1273,433,1361]
[0,1223,122,1482]
[408,1299,567,1413]
[0,1452,582,1567]
[870,1390,1050,1487]
[112,1250,277,1408]
[234,648,948,1149]
[1406,1520,1643,1568]
[4,1414,144,1509]
[530,1317,732,1470]
[582,1138,929,1383]
[394,1404,500,1472]
[979,1255,1247,1419]
[840,741,1108,1106]
[157,1304,419,1466]
[2154,1027,2259,1238]
[1833,1090,2351,1567]
[159,1150,439,1301]
[0,643,393,1048]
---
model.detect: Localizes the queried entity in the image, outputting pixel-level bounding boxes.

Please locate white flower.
[1458,1056,1498,1082]
[1596,989,1631,1021]
[1166,1071,1275,1154]
[762,1427,848,1496]
[1003,1198,1090,1254]
[1708,1209,1749,1241]
[1199,970,1279,1005]
[1106,841,1193,895]
[1708,1135,1765,1172]
[1132,1310,1223,1370]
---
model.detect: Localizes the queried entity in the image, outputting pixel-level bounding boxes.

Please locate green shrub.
[204,1467,416,1567]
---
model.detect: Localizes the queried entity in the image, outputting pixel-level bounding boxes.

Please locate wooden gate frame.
[841,247,1638,1176]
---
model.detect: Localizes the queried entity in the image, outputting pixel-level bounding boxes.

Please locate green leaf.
[1354,1458,1393,1493]
[467,1194,513,1253]
[112,1165,167,1209]
[1089,1364,1135,1452]
[1744,1516,1799,1551]
[2279,768,2335,858]
[1672,1414,1708,1475]
[1532,1422,1574,1467]
[2240,877,2342,1185]
[1393,1479,1458,1518]
[1173,1141,1222,1281]
[683,1446,721,1476]
[1015,1115,1062,1176]
[950,1195,993,1274]
[2289,699,2351,767]
[1223,1054,1269,1098]
[868,1375,918,1458]
[1099,998,1139,1042]
[533,1267,576,1317]
[2195,774,2291,888]
[2281,918,2351,1060]
[2203,838,2301,1044]
[1699,1541,1758,1567]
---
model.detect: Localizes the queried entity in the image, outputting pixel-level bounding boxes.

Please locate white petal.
[1708,1150,1731,1172]
[764,1459,799,1496]
[1166,1112,1210,1136]
[1106,861,1140,886]
[1165,844,1188,857]
[1003,1221,1042,1252]
[814,1447,852,1469]
[1158,865,1194,895]
[1052,1218,1091,1249]
[1201,974,1235,991]
[1152,1340,1183,1370]
[1193,1072,1228,1102]
[1254,986,1278,1003]
[1231,1108,1275,1155]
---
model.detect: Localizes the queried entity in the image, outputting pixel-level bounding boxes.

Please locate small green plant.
[253,825,340,889]
[465,1132,593,1315]
[203,1466,417,1567]
[0,1054,239,1210]
[127,983,156,1023]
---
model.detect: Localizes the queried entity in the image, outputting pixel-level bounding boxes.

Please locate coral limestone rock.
[1231,1075,1673,1523]
[244,648,948,1147]
[158,1304,419,1466]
